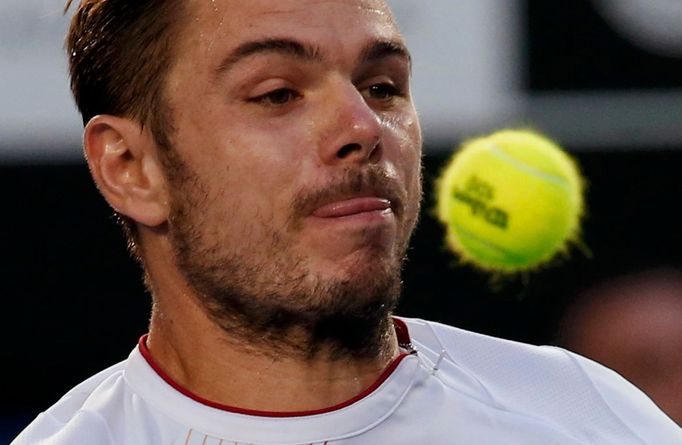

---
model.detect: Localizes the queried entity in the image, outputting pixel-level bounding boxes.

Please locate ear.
[84,115,169,228]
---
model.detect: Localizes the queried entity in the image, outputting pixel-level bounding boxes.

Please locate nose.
[318,84,383,166]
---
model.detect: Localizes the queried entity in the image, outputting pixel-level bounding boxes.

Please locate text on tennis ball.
[453,176,509,230]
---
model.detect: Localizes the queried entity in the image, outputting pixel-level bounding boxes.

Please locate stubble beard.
[165,161,420,362]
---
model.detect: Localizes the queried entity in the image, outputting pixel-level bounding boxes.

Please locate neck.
[146,303,400,413]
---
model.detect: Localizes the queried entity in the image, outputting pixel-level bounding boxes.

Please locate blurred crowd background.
[2,0,681,441]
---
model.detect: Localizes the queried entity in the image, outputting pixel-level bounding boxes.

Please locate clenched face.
[161,0,422,356]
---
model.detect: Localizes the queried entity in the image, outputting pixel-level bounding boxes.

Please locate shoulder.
[11,360,126,445]
[399,317,682,444]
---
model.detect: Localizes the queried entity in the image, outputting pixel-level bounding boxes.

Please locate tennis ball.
[436,129,584,272]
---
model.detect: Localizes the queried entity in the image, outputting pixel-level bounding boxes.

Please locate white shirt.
[13,318,682,444]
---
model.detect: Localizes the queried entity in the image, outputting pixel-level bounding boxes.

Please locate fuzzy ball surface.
[436,129,584,272]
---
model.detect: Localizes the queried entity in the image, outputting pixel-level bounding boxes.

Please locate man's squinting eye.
[249,88,301,106]
[366,83,402,101]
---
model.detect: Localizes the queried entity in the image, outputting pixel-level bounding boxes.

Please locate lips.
[312,197,392,218]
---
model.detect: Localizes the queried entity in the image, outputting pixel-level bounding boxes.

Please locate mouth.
[312,196,393,219]
[294,168,406,226]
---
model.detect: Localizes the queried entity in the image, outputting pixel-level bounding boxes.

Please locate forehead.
[180,0,400,58]
[189,0,394,25]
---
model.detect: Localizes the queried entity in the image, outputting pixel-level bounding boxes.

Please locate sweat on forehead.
[172,0,403,76]
[184,0,397,36]
[190,0,393,14]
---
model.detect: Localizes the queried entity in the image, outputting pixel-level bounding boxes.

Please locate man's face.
[160,0,422,351]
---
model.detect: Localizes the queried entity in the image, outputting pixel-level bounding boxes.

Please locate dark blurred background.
[2,0,682,441]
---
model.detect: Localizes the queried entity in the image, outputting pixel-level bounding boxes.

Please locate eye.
[250,88,301,106]
[366,83,401,101]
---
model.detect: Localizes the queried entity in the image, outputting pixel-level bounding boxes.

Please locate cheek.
[387,112,422,185]
[199,136,312,229]
[180,104,309,185]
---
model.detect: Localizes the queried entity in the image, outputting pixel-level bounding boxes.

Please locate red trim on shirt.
[393,317,412,350]
[137,319,413,418]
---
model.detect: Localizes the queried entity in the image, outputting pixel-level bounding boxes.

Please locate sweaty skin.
[86,0,423,412]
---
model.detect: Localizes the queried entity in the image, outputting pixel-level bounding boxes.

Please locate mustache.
[290,166,407,221]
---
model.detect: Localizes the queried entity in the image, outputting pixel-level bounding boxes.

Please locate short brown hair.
[65,0,185,256]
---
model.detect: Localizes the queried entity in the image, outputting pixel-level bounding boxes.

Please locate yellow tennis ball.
[436,129,585,272]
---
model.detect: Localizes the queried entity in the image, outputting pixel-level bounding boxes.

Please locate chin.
[319,241,398,273]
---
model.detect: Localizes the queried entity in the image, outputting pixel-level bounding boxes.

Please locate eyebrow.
[215,39,323,75]
[214,38,412,75]
[359,40,412,68]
